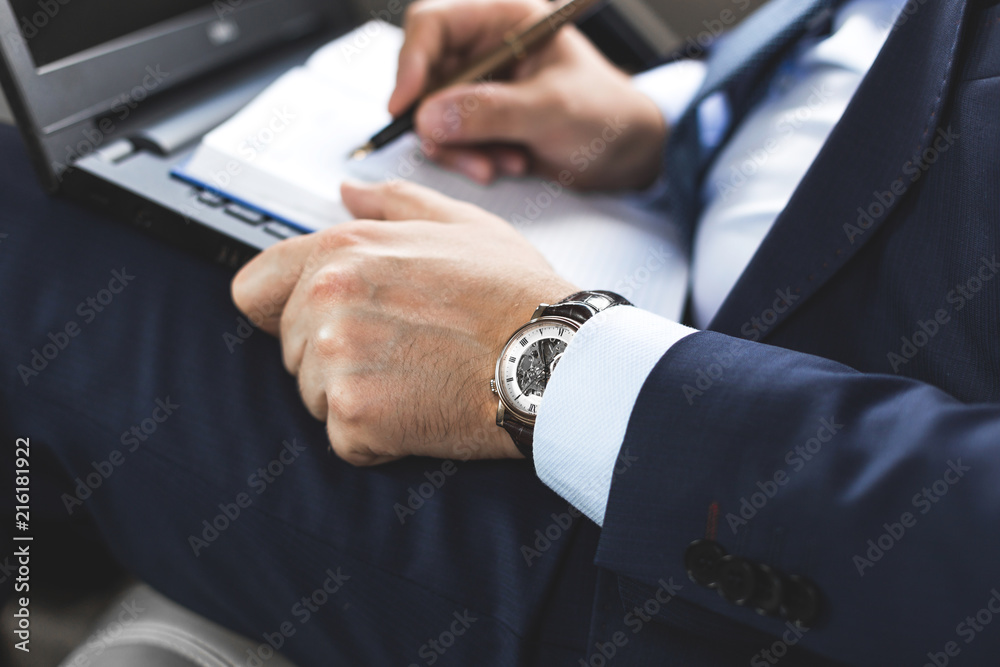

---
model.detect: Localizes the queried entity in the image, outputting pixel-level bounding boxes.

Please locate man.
[1,0,998,664]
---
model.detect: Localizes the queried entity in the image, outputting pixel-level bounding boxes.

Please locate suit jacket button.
[684,539,727,587]
[781,574,822,628]
[716,555,756,605]
[752,564,784,616]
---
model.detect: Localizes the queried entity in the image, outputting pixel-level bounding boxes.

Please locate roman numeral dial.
[496,320,577,419]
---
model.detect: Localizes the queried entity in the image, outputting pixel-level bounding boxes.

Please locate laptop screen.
[10,0,214,68]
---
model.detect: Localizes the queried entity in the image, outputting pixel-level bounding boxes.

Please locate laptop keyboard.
[189,186,303,241]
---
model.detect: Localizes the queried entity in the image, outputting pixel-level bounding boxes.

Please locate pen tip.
[349,142,375,161]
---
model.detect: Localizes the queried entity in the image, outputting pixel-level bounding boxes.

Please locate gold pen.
[349,0,606,160]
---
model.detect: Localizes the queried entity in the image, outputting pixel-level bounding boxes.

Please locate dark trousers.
[0,126,598,666]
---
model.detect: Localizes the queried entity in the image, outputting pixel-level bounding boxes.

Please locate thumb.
[415,79,541,146]
[341,180,475,222]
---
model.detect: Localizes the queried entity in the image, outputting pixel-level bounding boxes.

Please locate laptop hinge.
[127,66,288,156]
[92,139,136,164]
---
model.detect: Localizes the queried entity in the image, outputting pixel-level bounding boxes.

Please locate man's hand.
[390,0,667,190]
[231,181,578,466]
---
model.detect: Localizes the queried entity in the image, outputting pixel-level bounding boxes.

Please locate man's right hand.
[389,0,668,191]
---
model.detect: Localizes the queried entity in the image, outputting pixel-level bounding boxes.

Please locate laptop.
[0,0,742,269]
[0,0,358,268]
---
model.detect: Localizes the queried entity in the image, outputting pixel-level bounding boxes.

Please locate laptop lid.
[0,0,356,191]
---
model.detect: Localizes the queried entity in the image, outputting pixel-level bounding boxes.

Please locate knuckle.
[230,273,251,312]
[279,335,300,376]
[381,178,417,200]
[325,425,362,466]
[315,224,365,253]
[545,83,575,117]
[312,322,346,359]
[329,439,375,468]
[326,384,370,428]
[307,266,367,304]
[301,382,328,422]
[404,1,437,26]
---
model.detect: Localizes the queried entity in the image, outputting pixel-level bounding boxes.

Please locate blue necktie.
[664,0,837,236]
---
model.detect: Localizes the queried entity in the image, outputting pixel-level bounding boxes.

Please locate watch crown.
[489,379,498,395]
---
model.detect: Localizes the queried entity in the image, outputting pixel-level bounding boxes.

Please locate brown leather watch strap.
[500,290,631,461]
[502,419,535,460]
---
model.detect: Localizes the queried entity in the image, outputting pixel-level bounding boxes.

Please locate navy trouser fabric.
[0,126,599,666]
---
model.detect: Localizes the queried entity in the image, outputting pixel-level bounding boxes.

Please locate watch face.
[497,319,577,419]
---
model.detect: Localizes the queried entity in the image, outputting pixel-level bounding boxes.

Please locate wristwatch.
[490,290,631,460]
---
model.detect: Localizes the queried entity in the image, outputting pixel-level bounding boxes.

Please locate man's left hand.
[232,181,577,466]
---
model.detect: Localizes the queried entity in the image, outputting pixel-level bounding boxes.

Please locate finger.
[279,294,310,378]
[489,145,531,177]
[231,234,317,336]
[389,0,545,117]
[341,180,474,222]
[414,80,543,147]
[390,0,446,117]
[326,420,404,467]
[422,145,530,184]
[296,337,332,421]
[423,145,496,184]
[324,393,405,467]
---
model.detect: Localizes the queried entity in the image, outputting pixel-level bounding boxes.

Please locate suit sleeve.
[540,311,1000,665]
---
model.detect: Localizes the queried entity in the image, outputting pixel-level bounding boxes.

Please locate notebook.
[173,21,688,318]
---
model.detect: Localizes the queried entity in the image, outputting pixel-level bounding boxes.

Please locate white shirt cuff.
[632,58,708,127]
[533,306,697,525]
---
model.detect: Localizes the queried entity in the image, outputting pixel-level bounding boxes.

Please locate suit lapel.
[707,0,970,339]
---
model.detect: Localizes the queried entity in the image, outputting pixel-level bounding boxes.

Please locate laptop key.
[224,202,268,225]
[197,190,227,208]
[263,221,302,240]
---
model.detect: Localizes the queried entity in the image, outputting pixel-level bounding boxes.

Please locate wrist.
[489,290,632,460]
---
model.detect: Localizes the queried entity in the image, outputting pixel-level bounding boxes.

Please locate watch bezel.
[494,315,580,425]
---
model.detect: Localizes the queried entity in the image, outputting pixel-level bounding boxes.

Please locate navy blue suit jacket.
[589,1,1000,665]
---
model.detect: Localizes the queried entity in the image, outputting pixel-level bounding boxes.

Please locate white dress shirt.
[534,0,909,525]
